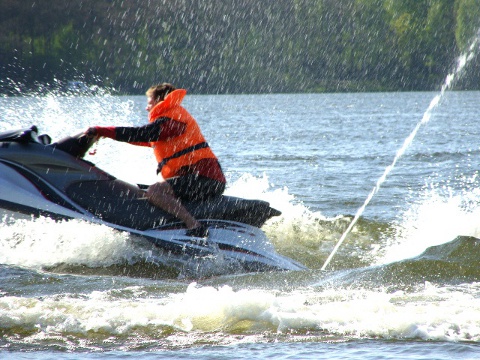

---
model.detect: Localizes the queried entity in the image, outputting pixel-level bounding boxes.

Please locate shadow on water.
[43,260,181,280]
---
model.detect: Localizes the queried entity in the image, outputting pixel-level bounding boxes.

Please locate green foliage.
[455,0,480,49]
[0,0,479,94]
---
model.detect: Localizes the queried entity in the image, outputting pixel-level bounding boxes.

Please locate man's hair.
[146,83,176,102]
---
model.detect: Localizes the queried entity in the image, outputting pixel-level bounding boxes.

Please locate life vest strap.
[157,142,209,173]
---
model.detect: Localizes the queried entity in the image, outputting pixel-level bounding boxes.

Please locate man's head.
[146,83,176,111]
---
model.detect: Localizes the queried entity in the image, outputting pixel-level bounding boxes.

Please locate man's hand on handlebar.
[84,127,98,138]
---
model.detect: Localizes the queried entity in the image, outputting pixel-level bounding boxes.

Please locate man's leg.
[145,181,200,229]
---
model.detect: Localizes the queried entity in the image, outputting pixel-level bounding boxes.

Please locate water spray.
[321,34,480,271]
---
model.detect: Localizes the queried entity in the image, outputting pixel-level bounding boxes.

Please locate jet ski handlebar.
[53,132,97,158]
[0,125,96,159]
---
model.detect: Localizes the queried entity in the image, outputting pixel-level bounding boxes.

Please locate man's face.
[146,95,157,112]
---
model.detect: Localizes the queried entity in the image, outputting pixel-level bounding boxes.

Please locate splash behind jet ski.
[0,126,306,273]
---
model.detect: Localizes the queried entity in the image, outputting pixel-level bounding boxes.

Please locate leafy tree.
[454,0,480,50]
[1,0,479,94]
[453,0,480,89]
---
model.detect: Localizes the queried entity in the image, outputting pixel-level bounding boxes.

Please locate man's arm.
[92,117,186,144]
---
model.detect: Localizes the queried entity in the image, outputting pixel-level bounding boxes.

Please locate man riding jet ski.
[86,83,226,239]
[0,125,306,273]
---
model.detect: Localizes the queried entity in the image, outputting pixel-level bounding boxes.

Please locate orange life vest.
[148,89,217,179]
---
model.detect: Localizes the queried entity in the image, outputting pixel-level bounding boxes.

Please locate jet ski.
[0,126,306,273]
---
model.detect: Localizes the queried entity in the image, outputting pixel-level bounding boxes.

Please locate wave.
[2,275,480,349]
[314,236,480,291]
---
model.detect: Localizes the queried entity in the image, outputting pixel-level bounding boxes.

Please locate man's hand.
[84,127,98,138]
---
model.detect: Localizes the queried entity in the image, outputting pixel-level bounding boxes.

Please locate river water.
[1,91,480,358]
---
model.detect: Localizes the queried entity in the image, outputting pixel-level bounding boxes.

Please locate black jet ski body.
[0,126,306,272]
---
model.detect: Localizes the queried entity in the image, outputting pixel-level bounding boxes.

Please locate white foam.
[0,216,138,268]
[2,282,480,342]
[225,173,326,225]
[377,186,480,265]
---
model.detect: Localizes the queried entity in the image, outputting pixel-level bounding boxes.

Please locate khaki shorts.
[165,174,225,202]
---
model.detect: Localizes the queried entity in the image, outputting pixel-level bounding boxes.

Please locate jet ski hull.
[0,126,306,273]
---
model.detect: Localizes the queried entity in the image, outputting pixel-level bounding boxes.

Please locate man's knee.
[146,181,173,200]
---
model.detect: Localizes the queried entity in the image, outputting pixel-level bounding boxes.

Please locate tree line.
[1,0,479,95]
